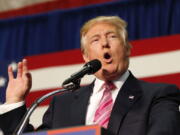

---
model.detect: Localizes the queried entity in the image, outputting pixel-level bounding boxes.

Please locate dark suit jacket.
[0,73,180,135]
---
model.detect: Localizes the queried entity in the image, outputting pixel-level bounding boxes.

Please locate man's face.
[83,22,130,81]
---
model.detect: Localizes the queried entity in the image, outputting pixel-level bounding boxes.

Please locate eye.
[108,34,118,39]
[91,38,99,44]
[93,38,99,41]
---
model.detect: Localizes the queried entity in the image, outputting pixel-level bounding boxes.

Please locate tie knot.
[102,81,116,92]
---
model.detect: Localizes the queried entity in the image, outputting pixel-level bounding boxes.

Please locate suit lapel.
[70,83,94,125]
[108,73,142,135]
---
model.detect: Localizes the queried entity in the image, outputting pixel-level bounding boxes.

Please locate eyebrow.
[90,35,99,40]
[106,31,117,36]
[89,30,117,40]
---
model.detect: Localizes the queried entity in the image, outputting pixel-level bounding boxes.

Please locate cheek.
[114,49,127,63]
[87,46,100,57]
[113,46,123,56]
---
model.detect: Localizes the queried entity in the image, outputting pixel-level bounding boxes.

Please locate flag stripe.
[131,35,180,56]
[142,72,180,86]
[27,49,84,70]
[0,0,113,19]
[26,88,59,107]
[29,106,48,128]
[129,50,180,78]
[0,0,52,12]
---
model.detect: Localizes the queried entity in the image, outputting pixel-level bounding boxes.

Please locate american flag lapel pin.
[129,95,135,100]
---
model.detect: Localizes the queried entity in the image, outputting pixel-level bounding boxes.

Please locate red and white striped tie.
[93,81,116,128]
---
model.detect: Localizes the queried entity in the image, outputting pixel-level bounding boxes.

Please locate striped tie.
[93,81,116,128]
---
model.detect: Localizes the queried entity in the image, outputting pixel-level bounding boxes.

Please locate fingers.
[22,59,28,74]
[22,59,32,96]
[17,61,23,78]
[25,72,32,95]
[17,58,29,78]
[8,65,14,80]
[22,59,31,80]
[8,59,29,80]
[27,72,32,87]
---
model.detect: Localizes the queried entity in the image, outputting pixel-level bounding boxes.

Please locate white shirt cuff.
[0,101,25,114]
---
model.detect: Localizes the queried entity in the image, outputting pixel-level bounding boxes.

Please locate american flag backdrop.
[0,0,180,127]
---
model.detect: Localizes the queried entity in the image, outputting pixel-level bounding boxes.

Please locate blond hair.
[80,16,131,54]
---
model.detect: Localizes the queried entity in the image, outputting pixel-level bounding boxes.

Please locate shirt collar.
[94,70,130,94]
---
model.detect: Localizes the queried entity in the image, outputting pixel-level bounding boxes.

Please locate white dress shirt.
[0,101,24,114]
[85,70,129,125]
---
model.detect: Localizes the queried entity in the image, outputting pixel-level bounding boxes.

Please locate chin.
[104,66,127,78]
[100,69,117,80]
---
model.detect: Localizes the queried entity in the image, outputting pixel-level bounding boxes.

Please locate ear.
[82,53,90,63]
[125,42,131,57]
[126,47,131,57]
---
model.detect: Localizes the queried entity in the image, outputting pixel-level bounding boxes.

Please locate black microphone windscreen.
[86,59,102,74]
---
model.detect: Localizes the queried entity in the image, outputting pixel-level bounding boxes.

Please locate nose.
[101,37,110,48]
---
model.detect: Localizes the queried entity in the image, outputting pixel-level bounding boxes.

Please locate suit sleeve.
[0,95,61,135]
[0,105,34,135]
[147,85,180,135]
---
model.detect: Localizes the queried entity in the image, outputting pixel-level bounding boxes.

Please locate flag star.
[9,61,18,72]
[0,77,7,87]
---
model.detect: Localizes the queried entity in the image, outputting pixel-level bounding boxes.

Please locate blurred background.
[0,0,179,128]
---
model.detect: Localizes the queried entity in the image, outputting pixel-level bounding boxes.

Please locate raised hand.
[5,59,32,104]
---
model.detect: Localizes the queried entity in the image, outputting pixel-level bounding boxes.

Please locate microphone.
[62,59,101,86]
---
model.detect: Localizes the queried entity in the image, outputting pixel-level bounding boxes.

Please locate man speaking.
[0,16,180,135]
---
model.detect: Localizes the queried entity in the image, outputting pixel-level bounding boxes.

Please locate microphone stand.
[13,79,80,135]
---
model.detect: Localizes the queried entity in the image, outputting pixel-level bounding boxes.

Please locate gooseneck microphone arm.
[13,85,79,135]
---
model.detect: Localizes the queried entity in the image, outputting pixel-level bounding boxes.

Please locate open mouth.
[103,52,112,63]
[104,53,111,59]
